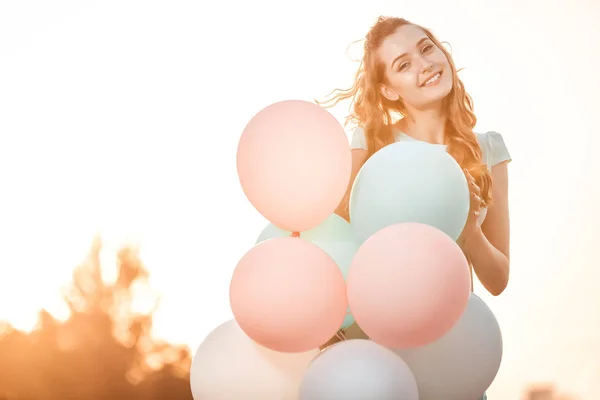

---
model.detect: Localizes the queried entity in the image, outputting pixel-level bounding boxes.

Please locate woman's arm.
[334,149,368,221]
[463,161,511,296]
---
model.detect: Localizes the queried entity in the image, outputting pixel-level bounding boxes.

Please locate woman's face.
[376,24,453,111]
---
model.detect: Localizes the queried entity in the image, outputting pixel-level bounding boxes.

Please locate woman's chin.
[423,85,453,108]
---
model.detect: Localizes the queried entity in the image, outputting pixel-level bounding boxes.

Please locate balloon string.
[335,329,347,341]
[291,232,300,238]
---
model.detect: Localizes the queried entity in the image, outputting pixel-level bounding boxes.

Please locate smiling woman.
[317,17,512,398]
[318,15,511,300]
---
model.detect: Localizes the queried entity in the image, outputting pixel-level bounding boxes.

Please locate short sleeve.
[350,126,368,150]
[487,131,512,166]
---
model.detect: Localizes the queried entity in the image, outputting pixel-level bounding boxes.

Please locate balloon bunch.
[190,100,503,400]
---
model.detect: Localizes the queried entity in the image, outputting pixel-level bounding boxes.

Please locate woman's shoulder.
[349,124,403,150]
[350,125,368,150]
[476,131,512,167]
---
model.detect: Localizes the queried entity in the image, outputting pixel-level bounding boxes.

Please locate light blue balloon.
[349,141,470,243]
[299,339,419,400]
[256,213,359,329]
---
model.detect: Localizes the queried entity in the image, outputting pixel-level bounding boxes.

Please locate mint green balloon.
[350,141,470,243]
[256,213,359,329]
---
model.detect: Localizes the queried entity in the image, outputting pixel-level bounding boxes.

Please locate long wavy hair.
[317,16,493,206]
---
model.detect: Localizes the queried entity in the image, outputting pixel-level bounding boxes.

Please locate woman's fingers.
[464,169,481,193]
[471,191,483,212]
[469,178,481,196]
[464,169,486,217]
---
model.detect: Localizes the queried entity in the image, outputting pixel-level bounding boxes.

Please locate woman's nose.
[421,62,434,74]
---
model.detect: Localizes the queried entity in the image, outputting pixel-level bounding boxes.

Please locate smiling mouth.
[422,71,442,86]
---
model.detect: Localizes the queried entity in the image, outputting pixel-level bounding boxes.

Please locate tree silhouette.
[0,237,193,400]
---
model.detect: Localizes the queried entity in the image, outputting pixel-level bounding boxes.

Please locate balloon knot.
[291,232,300,238]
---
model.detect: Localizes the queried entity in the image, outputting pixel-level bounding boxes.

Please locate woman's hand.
[458,169,485,248]
[457,166,511,296]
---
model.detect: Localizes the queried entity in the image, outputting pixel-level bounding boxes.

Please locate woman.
[317,17,511,396]
[319,15,511,298]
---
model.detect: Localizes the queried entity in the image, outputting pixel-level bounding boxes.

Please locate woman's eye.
[422,44,433,53]
[399,62,410,71]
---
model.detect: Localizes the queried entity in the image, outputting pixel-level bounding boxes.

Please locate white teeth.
[425,73,441,85]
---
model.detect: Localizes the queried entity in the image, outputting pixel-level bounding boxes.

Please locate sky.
[0,0,599,398]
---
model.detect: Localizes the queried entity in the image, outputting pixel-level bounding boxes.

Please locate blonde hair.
[317,16,493,205]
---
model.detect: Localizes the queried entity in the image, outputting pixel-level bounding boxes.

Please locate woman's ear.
[380,84,400,101]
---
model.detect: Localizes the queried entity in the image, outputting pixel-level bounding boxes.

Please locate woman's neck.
[399,107,447,145]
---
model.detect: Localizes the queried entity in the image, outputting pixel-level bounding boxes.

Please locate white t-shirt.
[349,126,512,226]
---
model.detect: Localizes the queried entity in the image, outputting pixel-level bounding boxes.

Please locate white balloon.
[394,294,502,400]
[190,319,319,400]
[299,339,419,400]
[349,141,470,242]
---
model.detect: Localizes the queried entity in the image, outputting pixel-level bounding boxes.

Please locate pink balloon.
[229,237,348,353]
[347,223,471,349]
[236,100,352,232]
